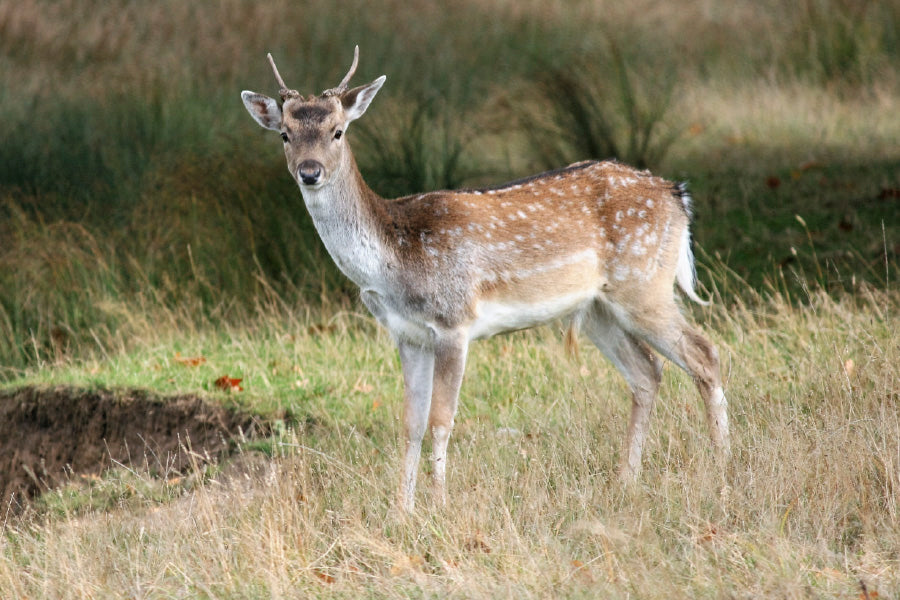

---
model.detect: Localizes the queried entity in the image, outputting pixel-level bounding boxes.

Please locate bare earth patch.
[0,386,256,506]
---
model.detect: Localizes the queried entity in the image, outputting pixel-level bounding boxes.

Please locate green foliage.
[0,0,897,376]
[785,0,900,85]
[355,97,482,197]
[526,41,682,170]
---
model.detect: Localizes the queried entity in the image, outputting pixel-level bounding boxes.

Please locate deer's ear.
[341,76,386,124]
[241,91,282,131]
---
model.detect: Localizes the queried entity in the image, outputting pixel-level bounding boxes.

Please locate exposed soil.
[0,386,257,507]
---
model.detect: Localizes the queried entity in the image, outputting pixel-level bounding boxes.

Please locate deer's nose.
[298,160,324,186]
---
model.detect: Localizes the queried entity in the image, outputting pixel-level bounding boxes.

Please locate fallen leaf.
[859,579,879,599]
[698,524,719,543]
[765,176,781,190]
[174,352,207,367]
[441,558,460,571]
[215,375,243,392]
[570,559,595,584]
[312,569,335,584]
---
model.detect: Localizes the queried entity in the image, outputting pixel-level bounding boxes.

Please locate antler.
[267,53,300,102]
[322,46,359,97]
[337,45,360,91]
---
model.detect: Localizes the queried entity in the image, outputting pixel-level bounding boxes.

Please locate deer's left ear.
[241,91,282,131]
[342,76,386,124]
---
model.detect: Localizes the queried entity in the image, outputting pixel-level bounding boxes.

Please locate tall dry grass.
[0,287,897,597]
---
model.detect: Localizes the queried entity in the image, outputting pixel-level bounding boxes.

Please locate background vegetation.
[1,0,897,375]
[0,0,898,597]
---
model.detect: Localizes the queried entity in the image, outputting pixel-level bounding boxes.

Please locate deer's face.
[278,96,348,189]
[241,64,385,191]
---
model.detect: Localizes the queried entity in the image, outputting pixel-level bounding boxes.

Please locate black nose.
[298,160,324,186]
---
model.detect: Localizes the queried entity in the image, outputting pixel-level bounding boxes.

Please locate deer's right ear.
[241,91,282,131]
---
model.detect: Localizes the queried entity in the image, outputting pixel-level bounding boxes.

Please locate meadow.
[0,0,898,597]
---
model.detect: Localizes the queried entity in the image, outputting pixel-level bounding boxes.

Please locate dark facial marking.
[290,104,331,125]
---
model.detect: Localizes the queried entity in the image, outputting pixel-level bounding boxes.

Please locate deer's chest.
[361,289,437,347]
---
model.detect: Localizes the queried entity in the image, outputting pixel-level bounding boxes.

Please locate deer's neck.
[299,150,391,287]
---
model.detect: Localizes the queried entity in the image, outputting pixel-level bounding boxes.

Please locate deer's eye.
[280,132,289,143]
[333,129,343,140]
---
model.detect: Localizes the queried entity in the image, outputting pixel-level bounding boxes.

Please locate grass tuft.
[526,39,682,170]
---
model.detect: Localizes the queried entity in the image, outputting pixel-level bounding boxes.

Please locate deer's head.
[241,46,385,190]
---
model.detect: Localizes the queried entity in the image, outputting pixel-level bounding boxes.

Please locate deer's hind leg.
[581,302,663,480]
[615,297,729,457]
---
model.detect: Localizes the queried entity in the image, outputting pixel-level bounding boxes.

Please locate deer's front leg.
[429,335,468,507]
[397,340,435,513]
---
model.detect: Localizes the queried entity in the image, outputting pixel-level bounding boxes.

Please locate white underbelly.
[468,291,593,340]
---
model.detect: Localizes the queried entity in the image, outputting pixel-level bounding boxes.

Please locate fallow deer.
[241,47,729,512]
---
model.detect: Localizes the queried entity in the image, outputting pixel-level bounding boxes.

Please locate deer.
[241,47,729,513]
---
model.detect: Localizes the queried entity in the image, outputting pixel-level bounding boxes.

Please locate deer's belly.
[468,291,594,340]
[467,252,599,339]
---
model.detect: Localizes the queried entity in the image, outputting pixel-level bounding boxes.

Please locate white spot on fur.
[613,264,631,281]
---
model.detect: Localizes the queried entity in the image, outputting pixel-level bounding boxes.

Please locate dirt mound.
[0,386,257,507]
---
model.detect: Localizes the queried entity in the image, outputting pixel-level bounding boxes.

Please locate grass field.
[1,0,898,597]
